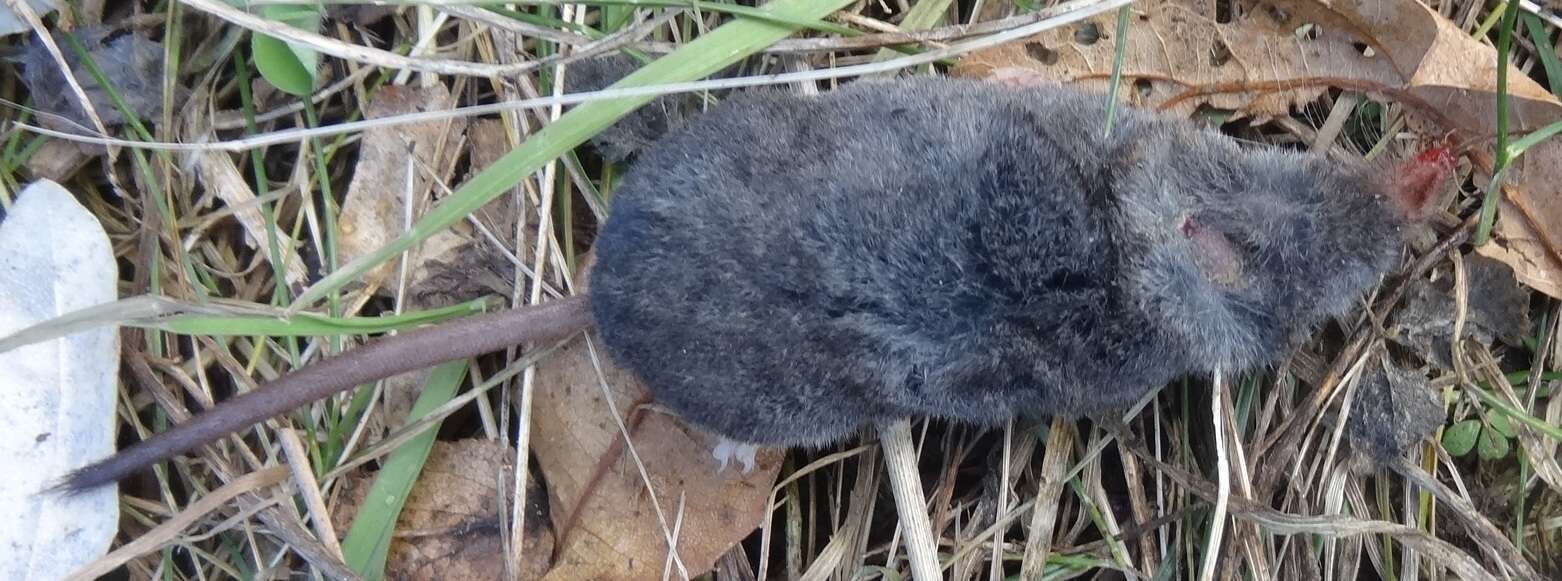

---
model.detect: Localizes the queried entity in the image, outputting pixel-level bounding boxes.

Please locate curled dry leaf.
[0,180,118,580]
[331,439,553,581]
[531,333,783,581]
[950,0,1398,119]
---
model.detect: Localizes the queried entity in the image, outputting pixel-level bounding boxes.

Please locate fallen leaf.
[950,0,1398,119]
[336,84,468,296]
[531,333,783,581]
[0,180,118,580]
[331,439,553,581]
[16,26,169,130]
[1347,356,1442,462]
[23,138,91,183]
[1391,255,1530,369]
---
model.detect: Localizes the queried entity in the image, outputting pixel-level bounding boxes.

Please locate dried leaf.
[1348,357,1443,462]
[531,334,783,581]
[23,139,91,183]
[1391,256,1530,369]
[336,84,468,423]
[17,27,168,130]
[331,439,553,581]
[337,84,468,295]
[0,180,118,579]
[950,0,1398,118]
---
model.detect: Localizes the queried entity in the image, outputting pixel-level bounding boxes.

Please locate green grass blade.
[340,360,469,579]
[1523,13,1562,96]
[870,0,955,64]
[1475,0,1522,246]
[154,298,490,336]
[0,296,488,353]
[292,0,859,310]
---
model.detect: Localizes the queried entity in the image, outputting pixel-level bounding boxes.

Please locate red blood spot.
[1392,145,1456,220]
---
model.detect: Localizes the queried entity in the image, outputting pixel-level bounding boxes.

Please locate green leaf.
[1442,419,1481,457]
[251,4,321,96]
[1477,423,1512,461]
[1488,412,1517,439]
[291,0,861,310]
[340,361,468,579]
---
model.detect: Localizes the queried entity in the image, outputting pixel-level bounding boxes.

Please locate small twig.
[878,419,941,579]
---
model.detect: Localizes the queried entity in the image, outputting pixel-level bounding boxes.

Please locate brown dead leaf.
[331,439,553,581]
[1391,255,1531,370]
[18,27,171,130]
[336,84,468,294]
[465,120,531,254]
[531,333,783,581]
[24,139,91,183]
[950,0,1398,118]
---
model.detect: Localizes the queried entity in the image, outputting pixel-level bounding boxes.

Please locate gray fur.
[588,77,1412,447]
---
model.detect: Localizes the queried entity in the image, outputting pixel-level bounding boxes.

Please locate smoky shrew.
[57,76,1452,492]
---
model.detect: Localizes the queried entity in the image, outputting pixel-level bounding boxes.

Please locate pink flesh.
[1183,217,1245,287]
[1391,146,1457,220]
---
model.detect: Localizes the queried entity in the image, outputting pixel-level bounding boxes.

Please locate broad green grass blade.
[340,360,469,579]
[292,0,860,310]
[871,0,954,64]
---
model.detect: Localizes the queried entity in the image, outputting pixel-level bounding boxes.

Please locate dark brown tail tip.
[49,459,128,496]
